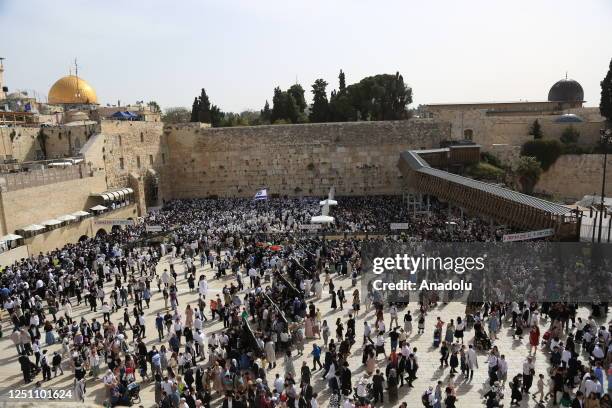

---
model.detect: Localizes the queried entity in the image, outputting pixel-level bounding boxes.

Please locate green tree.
[162,107,191,124]
[147,101,161,113]
[338,69,346,94]
[190,97,199,122]
[521,140,562,171]
[309,79,330,123]
[284,92,299,123]
[560,126,580,144]
[210,104,224,127]
[529,119,543,139]
[261,100,271,123]
[515,156,542,194]
[196,88,212,123]
[346,72,412,121]
[271,87,285,123]
[600,57,612,122]
[288,84,307,113]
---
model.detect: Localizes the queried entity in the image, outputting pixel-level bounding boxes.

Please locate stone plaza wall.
[162,120,450,199]
[535,154,612,201]
[0,174,107,235]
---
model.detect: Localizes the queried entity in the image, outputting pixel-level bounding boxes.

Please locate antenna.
[565,71,568,80]
[74,58,81,100]
[0,57,4,69]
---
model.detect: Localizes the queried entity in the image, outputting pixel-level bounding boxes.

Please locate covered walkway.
[398,149,581,240]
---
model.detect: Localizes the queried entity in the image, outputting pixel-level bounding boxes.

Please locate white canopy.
[57,214,77,222]
[90,205,108,211]
[22,224,45,232]
[47,161,73,167]
[71,210,91,217]
[41,219,62,226]
[0,233,23,241]
[92,188,134,201]
[310,215,335,224]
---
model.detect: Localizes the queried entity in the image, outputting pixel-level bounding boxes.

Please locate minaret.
[0,58,5,100]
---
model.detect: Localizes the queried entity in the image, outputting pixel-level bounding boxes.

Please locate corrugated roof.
[401,150,573,216]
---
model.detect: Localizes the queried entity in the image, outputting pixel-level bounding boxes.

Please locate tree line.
[163,70,413,126]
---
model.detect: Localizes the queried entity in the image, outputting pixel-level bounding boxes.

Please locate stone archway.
[78,235,89,242]
[95,228,107,238]
[145,168,160,207]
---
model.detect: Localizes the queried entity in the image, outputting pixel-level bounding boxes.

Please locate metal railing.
[0,162,92,192]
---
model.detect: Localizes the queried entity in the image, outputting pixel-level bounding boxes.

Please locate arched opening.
[78,235,89,242]
[145,169,160,207]
[111,225,121,233]
[95,228,107,238]
[463,129,474,140]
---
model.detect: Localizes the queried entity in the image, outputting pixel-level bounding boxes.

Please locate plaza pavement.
[0,252,609,407]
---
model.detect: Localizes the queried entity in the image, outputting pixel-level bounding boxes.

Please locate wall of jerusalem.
[162,120,450,199]
[535,154,612,201]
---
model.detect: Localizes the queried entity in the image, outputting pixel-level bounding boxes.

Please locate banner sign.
[390,223,410,230]
[94,219,134,226]
[300,224,322,230]
[502,228,554,242]
[145,225,163,232]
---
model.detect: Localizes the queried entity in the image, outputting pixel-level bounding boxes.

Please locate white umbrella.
[22,224,45,232]
[41,219,62,226]
[319,199,338,206]
[0,233,23,241]
[57,214,77,222]
[90,205,108,211]
[71,210,91,217]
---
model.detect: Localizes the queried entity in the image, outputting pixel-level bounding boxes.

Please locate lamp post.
[597,128,612,242]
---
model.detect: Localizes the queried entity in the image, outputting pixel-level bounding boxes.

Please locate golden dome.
[48,75,97,104]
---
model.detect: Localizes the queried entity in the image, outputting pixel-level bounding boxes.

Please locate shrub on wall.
[520,140,562,171]
[465,162,505,181]
[480,151,504,169]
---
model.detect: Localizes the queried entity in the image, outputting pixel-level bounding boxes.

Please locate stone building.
[423,77,605,148]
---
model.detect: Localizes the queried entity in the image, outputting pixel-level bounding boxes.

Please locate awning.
[90,205,108,211]
[0,233,23,241]
[41,219,62,226]
[71,210,91,217]
[21,224,45,232]
[57,214,77,222]
[92,187,134,201]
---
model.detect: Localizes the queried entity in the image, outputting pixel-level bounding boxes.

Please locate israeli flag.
[254,188,268,200]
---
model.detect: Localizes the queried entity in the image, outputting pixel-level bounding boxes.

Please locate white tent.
[71,210,91,217]
[0,233,22,241]
[57,214,77,222]
[90,205,108,211]
[310,215,335,224]
[22,224,45,232]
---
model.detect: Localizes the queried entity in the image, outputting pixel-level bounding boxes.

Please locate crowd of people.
[0,196,610,407]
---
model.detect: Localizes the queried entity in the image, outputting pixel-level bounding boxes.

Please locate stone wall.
[427,106,604,149]
[535,154,612,201]
[162,120,450,198]
[0,124,97,162]
[99,120,167,194]
[0,174,107,235]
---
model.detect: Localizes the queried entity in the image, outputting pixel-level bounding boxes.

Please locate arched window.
[463,129,474,140]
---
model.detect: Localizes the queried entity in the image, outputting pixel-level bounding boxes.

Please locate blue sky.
[1,0,610,112]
